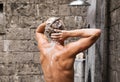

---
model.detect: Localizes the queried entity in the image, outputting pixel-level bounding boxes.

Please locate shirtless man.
[35,17,101,82]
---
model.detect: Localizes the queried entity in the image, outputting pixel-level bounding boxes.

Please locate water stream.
[87,0,96,28]
[85,0,97,82]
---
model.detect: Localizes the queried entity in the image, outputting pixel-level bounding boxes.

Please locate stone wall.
[108,0,120,82]
[0,0,88,82]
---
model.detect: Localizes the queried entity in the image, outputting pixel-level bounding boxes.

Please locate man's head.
[44,17,65,41]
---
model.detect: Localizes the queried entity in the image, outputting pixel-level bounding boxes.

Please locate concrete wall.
[0,0,88,82]
[108,0,120,82]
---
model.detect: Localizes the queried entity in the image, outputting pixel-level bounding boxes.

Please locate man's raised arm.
[35,22,48,46]
[51,29,101,56]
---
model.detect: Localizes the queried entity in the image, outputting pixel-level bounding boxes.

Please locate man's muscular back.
[40,42,75,82]
[36,18,101,82]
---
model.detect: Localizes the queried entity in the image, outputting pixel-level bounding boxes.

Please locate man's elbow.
[93,29,101,37]
[96,29,101,37]
[90,29,101,40]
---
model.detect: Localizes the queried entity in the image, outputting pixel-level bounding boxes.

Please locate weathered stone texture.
[110,0,120,11]
[108,0,120,82]
[0,75,44,82]
[108,55,116,70]
[31,29,36,40]
[0,40,3,51]
[70,6,88,16]
[6,28,31,40]
[33,52,40,63]
[0,62,43,75]
[0,76,14,82]
[3,40,39,52]
[109,70,117,82]
[6,0,29,3]
[59,4,70,16]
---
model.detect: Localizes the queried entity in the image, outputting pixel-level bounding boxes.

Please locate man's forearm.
[66,29,101,38]
[36,22,46,33]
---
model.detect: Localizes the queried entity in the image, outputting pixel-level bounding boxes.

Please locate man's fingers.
[51,35,60,39]
[51,33,62,36]
[54,29,62,33]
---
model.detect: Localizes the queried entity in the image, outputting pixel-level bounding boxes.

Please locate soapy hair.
[44,17,65,40]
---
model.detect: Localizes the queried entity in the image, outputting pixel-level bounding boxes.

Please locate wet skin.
[40,42,74,82]
[36,22,101,82]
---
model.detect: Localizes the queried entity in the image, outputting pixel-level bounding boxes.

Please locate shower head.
[69,0,90,6]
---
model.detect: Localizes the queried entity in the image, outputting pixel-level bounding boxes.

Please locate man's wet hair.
[44,17,65,40]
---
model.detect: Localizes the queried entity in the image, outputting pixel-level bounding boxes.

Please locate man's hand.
[51,29,69,41]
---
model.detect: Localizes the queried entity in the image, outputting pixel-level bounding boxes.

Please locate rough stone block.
[28,40,39,52]
[109,41,116,55]
[80,6,88,16]
[48,4,59,16]
[6,15,19,28]
[116,71,120,82]
[1,52,34,64]
[110,10,117,26]
[15,0,29,3]
[46,0,59,4]
[109,70,117,82]
[7,0,29,3]
[6,3,35,16]
[0,63,15,75]
[19,16,36,28]
[12,52,34,63]
[3,40,28,52]
[0,35,3,40]
[5,3,12,16]
[0,0,6,2]
[75,16,86,28]
[6,28,31,40]
[16,3,36,16]
[0,76,14,82]
[70,6,88,17]
[59,0,72,4]
[109,28,115,41]
[0,52,14,64]
[110,0,116,11]
[29,0,45,3]
[3,40,39,52]
[18,75,44,82]
[33,52,40,63]
[64,16,76,28]
[0,13,5,34]
[0,52,5,63]
[31,29,36,40]
[0,73,44,82]
[16,63,43,75]
[0,40,3,51]
[109,25,119,40]
[38,4,49,16]
[70,6,82,16]
[59,4,70,16]
[0,26,5,34]
[0,13,5,25]
[109,55,117,70]
[116,54,120,71]
[116,8,120,24]
[110,0,120,11]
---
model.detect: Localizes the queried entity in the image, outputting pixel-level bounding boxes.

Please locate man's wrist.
[65,30,78,37]
[64,30,71,38]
